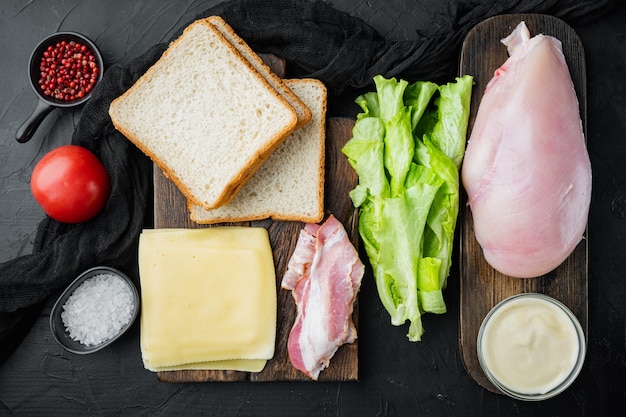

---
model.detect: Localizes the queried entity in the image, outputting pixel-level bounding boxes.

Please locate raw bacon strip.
[281,223,319,291]
[281,214,364,379]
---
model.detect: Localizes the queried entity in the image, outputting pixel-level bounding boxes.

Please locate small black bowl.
[50,266,139,355]
[16,31,104,143]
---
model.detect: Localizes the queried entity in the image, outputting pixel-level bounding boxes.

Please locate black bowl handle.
[16,98,54,143]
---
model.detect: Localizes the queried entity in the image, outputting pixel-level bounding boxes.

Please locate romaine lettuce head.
[342,74,472,342]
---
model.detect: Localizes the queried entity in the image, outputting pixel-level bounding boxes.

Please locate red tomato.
[31,145,111,223]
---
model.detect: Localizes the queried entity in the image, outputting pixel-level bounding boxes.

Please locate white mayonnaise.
[477,293,585,400]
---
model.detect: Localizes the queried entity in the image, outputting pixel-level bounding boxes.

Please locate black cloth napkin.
[0,0,619,365]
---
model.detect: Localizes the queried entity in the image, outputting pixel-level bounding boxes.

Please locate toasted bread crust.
[206,16,312,129]
[189,78,327,224]
[109,18,298,209]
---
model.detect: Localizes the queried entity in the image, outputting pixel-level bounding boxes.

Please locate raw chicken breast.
[461,21,591,278]
[282,215,364,379]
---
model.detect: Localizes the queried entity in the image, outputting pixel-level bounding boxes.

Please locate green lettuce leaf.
[404,80,438,131]
[424,76,473,168]
[415,136,460,290]
[343,116,389,203]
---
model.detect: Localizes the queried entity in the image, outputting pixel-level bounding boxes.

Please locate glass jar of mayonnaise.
[477,293,586,401]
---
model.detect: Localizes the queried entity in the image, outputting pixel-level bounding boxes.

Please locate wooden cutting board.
[151,54,359,382]
[458,14,588,393]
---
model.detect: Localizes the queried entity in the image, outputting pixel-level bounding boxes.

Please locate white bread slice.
[189,79,326,224]
[109,18,298,209]
[205,16,312,129]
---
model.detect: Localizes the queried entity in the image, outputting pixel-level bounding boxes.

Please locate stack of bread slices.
[109,16,326,224]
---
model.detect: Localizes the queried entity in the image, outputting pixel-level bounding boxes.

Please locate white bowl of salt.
[50,266,139,354]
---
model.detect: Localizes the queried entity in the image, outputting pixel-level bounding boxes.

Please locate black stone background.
[0,1,625,415]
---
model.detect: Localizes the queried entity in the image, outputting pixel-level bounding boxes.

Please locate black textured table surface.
[1,1,625,416]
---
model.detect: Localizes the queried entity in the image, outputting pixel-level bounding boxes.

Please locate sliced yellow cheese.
[138,227,276,372]
[145,359,267,373]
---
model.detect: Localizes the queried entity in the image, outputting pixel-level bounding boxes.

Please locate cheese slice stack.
[138,227,277,372]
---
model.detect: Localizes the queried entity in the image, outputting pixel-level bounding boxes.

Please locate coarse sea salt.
[61,273,134,346]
